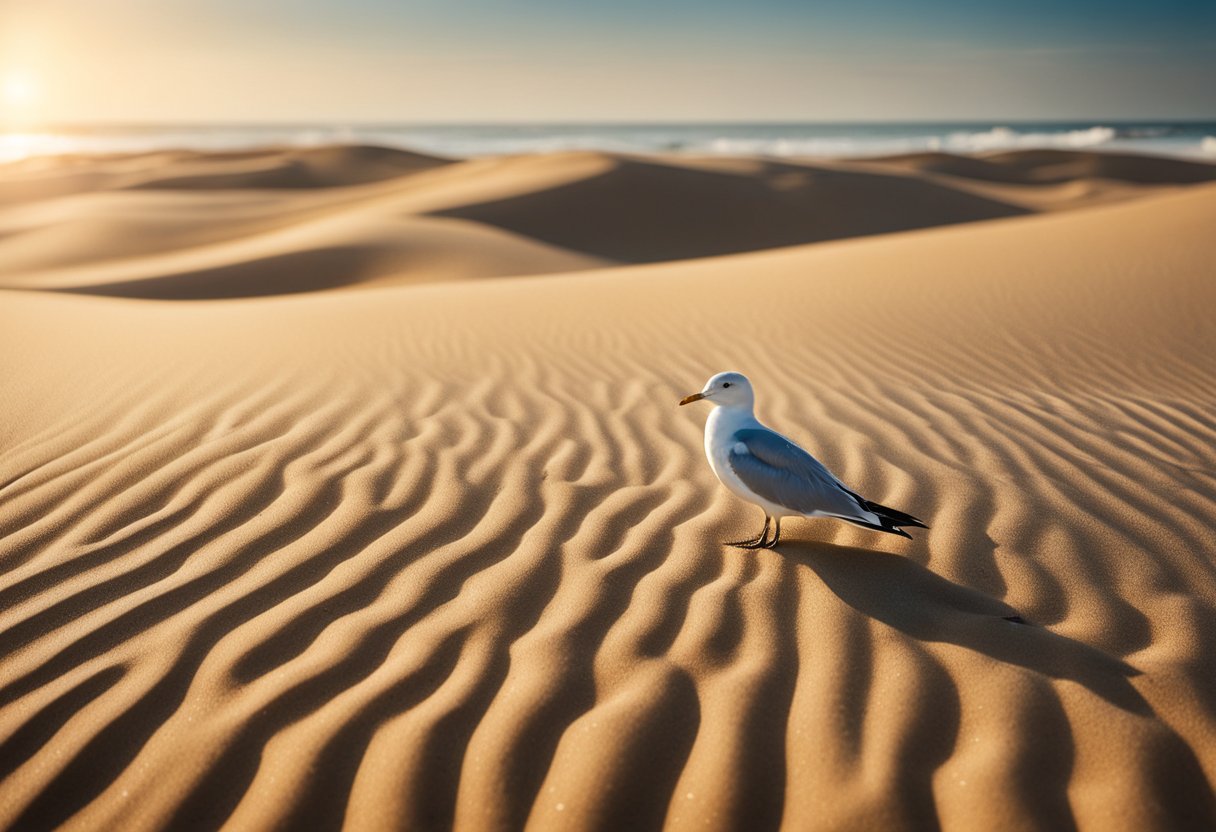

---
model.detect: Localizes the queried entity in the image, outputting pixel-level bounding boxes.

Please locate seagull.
[680,371,926,548]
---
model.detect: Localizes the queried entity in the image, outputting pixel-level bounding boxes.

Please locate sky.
[1,0,1214,124]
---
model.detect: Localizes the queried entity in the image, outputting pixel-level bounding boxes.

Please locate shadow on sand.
[776,539,1216,829]
[778,539,1149,715]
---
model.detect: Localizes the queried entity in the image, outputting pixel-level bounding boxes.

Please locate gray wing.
[728,428,866,518]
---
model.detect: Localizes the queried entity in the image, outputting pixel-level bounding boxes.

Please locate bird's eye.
[723,382,732,388]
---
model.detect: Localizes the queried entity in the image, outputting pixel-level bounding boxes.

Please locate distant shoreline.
[3,120,1216,165]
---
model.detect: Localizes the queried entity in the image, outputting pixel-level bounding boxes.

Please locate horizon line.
[5,116,1216,131]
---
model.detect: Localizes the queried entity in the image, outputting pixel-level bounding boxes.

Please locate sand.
[1,146,1214,831]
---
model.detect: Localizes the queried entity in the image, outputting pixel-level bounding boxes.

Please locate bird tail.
[861,499,929,530]
[841,515,913,538]
[836,498,928,538]
[833,484,928,537]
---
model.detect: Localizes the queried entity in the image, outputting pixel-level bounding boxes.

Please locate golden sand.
[1,146,1214,830]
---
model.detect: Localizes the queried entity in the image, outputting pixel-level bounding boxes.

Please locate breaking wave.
[2,122,1215,164]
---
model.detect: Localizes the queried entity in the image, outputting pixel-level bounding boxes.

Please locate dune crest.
[2,147,1211,299]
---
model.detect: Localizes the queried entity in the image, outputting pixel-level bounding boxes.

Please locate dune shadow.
[432,156,1030,262]
[872,148,1216,185]
[778,540,1150,716]
[47,245,383,300]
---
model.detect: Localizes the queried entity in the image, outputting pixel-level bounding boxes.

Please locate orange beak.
[679,392,706,406]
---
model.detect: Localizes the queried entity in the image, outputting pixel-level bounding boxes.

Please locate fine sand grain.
[1,148,1215,831]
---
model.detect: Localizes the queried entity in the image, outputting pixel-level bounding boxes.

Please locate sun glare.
[3,72,37,108]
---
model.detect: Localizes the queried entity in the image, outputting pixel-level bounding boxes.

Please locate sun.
[3,72,38,108]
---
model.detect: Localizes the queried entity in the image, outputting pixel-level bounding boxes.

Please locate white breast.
[703,407,792,517]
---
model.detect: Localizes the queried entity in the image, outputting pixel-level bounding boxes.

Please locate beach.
[1,144,1215,830]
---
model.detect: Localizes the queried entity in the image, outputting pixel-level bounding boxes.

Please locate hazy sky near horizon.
[2,0,1214,123]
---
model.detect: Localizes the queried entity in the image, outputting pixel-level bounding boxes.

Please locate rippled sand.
[1,147,1214,831]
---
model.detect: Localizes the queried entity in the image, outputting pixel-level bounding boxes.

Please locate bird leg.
[764,517,782,549]
[728,514,771,549]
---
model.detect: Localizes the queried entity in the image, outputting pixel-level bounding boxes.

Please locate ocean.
[3,121,1215,164]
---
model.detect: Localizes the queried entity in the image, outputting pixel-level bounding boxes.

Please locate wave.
[933,125,1116,152]
[3,122,1215,165]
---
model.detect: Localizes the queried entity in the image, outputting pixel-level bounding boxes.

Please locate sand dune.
[123,145,453,191]
[0,145,451,205]
[429,153,1031,261]
[1,149,1215,830]
[2,147,1208,298]
[872,147,1216,185]
[866,148,1216,212]
[17,215,607,299]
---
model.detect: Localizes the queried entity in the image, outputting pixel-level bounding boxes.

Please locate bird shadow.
[775,539,1150,716]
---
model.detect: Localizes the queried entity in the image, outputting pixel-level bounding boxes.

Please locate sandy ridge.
[2,147,1213,298]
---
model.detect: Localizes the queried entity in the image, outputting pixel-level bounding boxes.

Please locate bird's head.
[679,371,754,409]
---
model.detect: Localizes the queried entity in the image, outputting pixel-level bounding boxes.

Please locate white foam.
[0,123,1208,164]
[942,126,1116,153]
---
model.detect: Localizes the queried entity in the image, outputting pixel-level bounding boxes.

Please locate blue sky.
[1,0,1213,122]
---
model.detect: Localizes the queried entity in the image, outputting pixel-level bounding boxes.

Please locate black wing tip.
[862,499,928,530]
[842,517,915,538]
